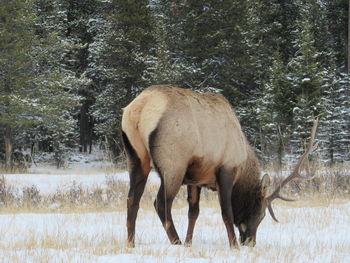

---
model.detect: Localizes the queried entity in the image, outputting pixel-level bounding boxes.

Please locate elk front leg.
[216,166,238,249]
[185,185,201,246]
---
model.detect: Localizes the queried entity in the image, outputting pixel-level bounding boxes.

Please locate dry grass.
[0,166,349,262]
[0,175,129,214]
[0,164,349,214]
[0,200,349,263]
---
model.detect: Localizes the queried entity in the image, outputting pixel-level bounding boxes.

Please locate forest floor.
[0,152,349,262]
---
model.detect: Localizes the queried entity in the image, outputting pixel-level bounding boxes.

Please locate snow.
[302,77,311,82]
[0,199,349,262]
[0,158,349,262]
[2,171,162,195]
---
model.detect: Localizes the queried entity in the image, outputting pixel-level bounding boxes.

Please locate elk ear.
[261,174,271,196]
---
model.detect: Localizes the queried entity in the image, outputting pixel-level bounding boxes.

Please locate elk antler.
[267,118,319,222]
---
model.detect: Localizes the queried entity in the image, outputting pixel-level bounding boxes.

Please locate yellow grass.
[0,197,349,263]
[0,165,349,262]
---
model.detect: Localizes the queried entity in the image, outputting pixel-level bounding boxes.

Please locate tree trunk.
[277,139,283,170]
[4,125,13,169]
[259,128,265,162]
[348,0,350,74]
[89,115,93,154]
[79,100,94,153]
[80,102,88,152]
[277,126,285,171]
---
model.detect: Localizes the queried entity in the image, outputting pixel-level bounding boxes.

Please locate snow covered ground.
[0,196,349,263]
[0,157,349,263]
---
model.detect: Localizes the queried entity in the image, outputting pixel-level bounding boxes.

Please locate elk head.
[237,174,270,247]
[238,118,319,247]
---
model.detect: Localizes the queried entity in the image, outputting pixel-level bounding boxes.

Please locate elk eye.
[240,224,247,232]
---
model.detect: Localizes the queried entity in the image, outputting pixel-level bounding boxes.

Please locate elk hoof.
[171,239,182,245]
[229,242,240,250]
[127,241,135,248]
[184,241,192,247]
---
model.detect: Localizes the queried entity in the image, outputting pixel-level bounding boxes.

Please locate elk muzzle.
[239,225,257,247]
[240,235,256,247]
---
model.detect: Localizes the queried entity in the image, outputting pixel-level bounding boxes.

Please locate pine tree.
[174,1,250,101]
[0,0,83,167]
[255,80,277,164]
[292,24,323,100]
[32,72,82,167]
[288,6,324,155]
[321,65,350,163]
[241,0,299,154]
[259,51,294,166]
[60,0,100,153]
[244,0,299,84]
[147,1,192,85]
[0,0,38,167]
[92,0,157,156]
[323,0,349,71]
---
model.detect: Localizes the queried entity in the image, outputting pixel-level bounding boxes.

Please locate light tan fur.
[122,87,169,174]
[122,85,248,186]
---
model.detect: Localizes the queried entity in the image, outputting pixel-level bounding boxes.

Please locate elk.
[121,85,318,248]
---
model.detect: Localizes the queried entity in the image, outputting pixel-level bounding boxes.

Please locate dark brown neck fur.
[231,146,263,225]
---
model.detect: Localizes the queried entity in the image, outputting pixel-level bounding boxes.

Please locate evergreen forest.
[1,0,349,169]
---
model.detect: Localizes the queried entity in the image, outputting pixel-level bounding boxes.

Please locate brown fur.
[122,85,264,248]
[185,145,268,247]
[230,146,269,247]
[122,85,248,185]
[232,146,264,225]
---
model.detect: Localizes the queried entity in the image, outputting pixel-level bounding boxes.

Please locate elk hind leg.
[149,126,185,245]
[185,185,201,246]
[122,132,150,248]
[153,174,183,245]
